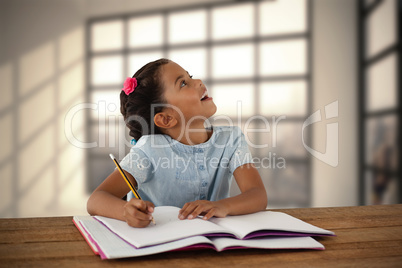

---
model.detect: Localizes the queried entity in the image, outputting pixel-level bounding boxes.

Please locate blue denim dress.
[120,126,254,208]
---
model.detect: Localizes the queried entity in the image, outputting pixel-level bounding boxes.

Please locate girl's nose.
[194,79,203,88]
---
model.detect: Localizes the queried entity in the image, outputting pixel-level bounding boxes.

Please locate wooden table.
[1,205,401,267]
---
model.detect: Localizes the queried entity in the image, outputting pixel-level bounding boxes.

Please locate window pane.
[365,115,398,171]
[259,80,307,116]
[259,0,306,35]
[90,90,121,119]
[89,121,127,155]
[243,118,272,155]
[168,10,207,44]
[91,56,123,86]
[128,52,164,76]
[212,83,254,117]
[269,164,309,207]
[365,171,399,205]
[87,153,116,191]
[243,118,306,156]
[212,43,254,78]
[366,0,397,58]
[366,53,397,112]
[259,39,307,76]
[168,48,207,80]
[365,0,377,7]
[91,20,123,51]
[273,121,306,157]
[212,3,254,40]
[128,15,163,48]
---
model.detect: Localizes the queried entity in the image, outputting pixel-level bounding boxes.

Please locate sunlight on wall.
[0,24,88,218]
[0,114,13,164]
[55,25,88,217]
[0,61,14,218]
[60,27,84,69]
[0,164,12,216]
[0,63,13,110]
[19,42,55,97]
[59,63,85,108]
[19,83,55,144]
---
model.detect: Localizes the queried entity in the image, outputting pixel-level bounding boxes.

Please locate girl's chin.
[208,105,217,117]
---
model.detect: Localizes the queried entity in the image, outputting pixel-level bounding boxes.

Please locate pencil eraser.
[109,154,115,160]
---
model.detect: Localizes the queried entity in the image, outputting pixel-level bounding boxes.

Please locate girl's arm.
[87,169,154,227]
[179,163,267,220]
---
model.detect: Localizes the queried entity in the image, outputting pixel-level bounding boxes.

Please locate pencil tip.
[109,154,115,160]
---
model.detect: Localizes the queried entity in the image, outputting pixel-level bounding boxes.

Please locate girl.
[87,58,267,228]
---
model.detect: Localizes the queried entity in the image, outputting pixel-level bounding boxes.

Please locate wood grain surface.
[1,204,401,267]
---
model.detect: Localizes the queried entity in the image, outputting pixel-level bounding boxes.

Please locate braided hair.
[120,58,170,141]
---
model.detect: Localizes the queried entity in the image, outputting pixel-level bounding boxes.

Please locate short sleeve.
[119,148,153,186]
[228,128,254,173]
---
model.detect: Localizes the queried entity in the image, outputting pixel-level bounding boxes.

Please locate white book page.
[95,206,230,248]
[76,216,325,259]
[211,236,325,252]
[210,211,335,239]
[79,216,213,259]
[73,216,99,254]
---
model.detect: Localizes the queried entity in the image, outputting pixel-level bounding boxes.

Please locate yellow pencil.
[109,154,155,225]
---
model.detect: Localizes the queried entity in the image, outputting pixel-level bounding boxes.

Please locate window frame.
[85,0,313,207]
[358,0,402,205]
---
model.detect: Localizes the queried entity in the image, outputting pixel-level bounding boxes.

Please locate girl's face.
[161,61,217,123]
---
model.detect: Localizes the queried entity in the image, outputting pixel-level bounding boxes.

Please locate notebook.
[94,206,334,248]
[74,215,326,260]
[73,206,334,259]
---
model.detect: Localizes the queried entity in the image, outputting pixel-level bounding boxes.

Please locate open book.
[91,206,334,248]
[74,215,327,259]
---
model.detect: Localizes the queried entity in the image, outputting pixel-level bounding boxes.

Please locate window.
[359,0,401,205]
[87,0,312,207]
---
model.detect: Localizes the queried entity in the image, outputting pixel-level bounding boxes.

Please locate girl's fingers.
[179,202,197,220]
[179,201,216,220]
[187,205,207,220]
[179,202,190,215]
[125,202,152,221]
[144,201,155,213]
[202,208,217,220]
[126,217,151,228]
[123,199,154,228]
[130,199,147,211]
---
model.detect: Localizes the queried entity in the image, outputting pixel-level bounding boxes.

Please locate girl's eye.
[180,75,193,88]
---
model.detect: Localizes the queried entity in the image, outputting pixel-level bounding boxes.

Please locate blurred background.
[0,0,400,218]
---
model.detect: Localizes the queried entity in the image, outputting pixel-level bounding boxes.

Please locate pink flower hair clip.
[122,77,138,95]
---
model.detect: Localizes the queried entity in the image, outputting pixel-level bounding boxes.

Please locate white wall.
[0,0,88,218]
[312,0,358,207]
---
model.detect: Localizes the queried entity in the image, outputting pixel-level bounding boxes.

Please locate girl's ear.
[154,112,178,129]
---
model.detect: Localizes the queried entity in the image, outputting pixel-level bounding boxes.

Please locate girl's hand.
[178,200,229,221]
[123,199,155,228]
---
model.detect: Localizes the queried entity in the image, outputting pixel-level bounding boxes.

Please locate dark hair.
[120,58,170,141]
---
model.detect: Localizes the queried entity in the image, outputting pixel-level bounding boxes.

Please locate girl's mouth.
[200,90,211,101]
